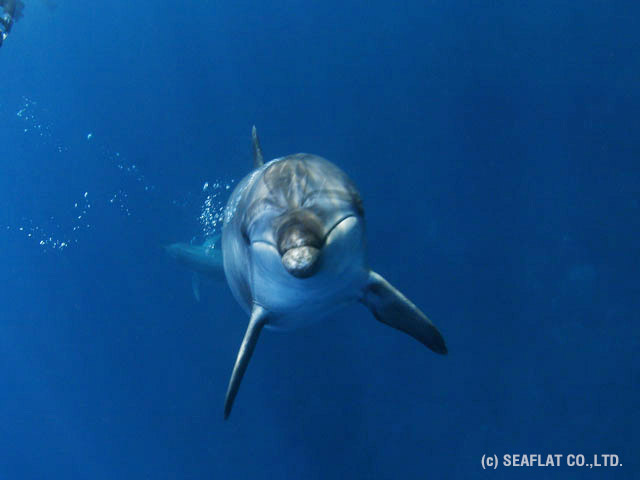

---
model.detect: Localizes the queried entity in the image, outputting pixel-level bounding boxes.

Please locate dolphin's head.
[239,154,364,279]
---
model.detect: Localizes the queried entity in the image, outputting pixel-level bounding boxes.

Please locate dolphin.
[165,235,225,301]
[220,127,447,418]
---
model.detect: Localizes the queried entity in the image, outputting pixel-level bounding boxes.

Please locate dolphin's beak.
[276,210,324,279]
[281,245,320,278]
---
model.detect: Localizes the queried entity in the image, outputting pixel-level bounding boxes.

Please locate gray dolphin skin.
[220,127,447,419]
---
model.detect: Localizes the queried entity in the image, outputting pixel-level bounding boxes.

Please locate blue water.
[1,1,638,478]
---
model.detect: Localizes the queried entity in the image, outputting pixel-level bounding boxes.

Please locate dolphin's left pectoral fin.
[361,271,447,355]
[224,304,269,419]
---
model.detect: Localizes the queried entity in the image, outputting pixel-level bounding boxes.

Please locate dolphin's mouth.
[251,213,358,279]
[321,214,357,245]
[280,214,357,279]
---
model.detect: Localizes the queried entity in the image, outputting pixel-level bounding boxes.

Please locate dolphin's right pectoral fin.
[224,304,269,419]
[361,270,447,355]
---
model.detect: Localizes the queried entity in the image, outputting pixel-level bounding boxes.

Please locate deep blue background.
[0,1,638,478]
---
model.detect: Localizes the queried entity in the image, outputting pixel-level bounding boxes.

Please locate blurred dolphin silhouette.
[165,235,224,301]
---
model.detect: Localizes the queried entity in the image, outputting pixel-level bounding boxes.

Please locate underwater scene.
[0,1,638,478]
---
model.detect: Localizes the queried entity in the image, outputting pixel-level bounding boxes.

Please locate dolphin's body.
[218,127,447,418]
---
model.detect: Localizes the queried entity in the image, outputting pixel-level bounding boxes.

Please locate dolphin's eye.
[239,218,251,244]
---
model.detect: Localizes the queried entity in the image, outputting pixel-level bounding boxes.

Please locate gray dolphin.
[220,127,447,418]
[165,235,224,301]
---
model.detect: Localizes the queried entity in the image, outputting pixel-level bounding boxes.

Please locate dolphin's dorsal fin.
[224,304,269,419]
[252,125,264,168]
[361,271,447,354]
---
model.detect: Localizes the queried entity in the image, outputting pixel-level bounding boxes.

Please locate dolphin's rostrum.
[218,128,447,419]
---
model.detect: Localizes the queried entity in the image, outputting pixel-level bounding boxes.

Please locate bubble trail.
[4,97,235,253]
